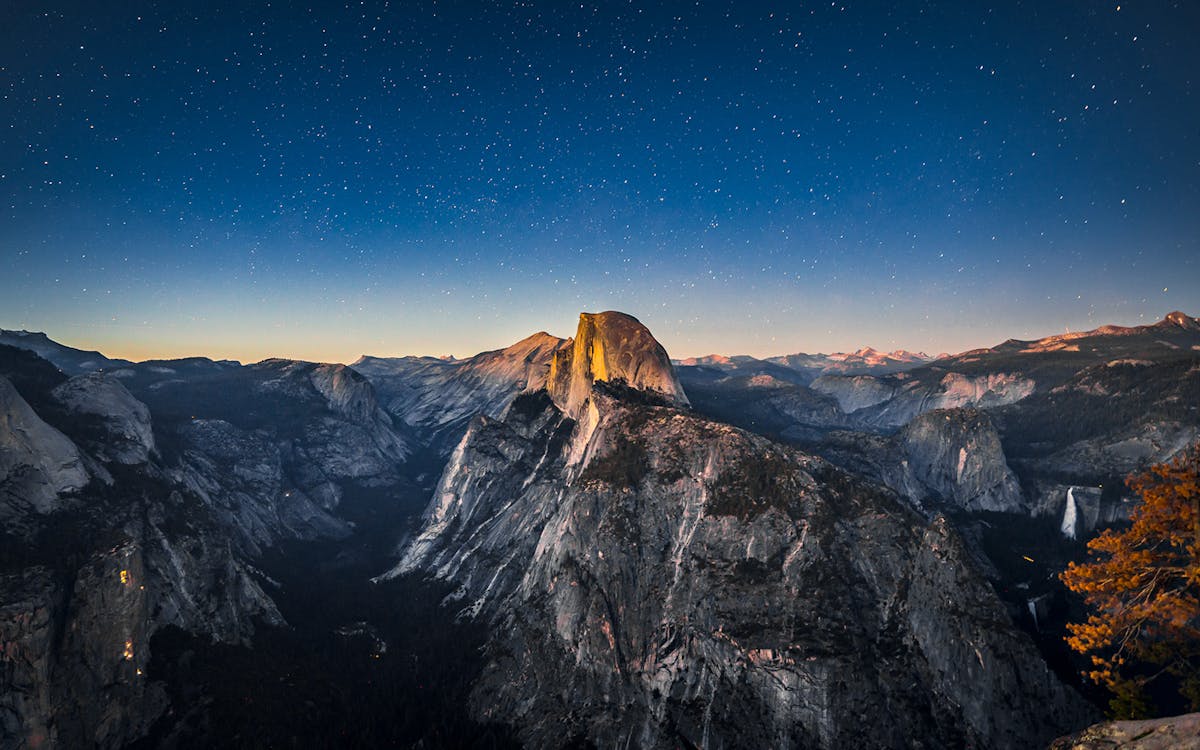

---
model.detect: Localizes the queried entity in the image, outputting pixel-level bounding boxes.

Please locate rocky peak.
[546,311,688,418]
[308,363,380,424]
[51,372,156,465]
[470,331,569,388]
[677,353,735,366]
[1160,310,1199,330]
[509,330,565,354]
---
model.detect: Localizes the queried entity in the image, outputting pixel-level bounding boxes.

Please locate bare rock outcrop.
[394,315,1092,749]
[547,311,689,418]
[51,373,156,465]
[812,371,1034,429]
[896,408,1024,512]
[0,375,88,526]
[1049,711,1200,749]
[352,331,569,454]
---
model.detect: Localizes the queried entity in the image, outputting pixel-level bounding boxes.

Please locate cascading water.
[1060,487,1078,540]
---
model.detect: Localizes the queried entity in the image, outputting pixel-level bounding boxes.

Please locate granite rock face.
[173,418,351,552]
[0,375,88,527]
[0,346,417,749]
[51,372,156,465]
[352,331,569,455]
[252,359,411,476]
[0,511,284,749]
[1049,711,1200,749]
[811,408,1024,515]
[548,311,689,418]
[812,370,1035,429]
[395,319,1093,749]
[895,408,1024,512]
[116,356,415,511]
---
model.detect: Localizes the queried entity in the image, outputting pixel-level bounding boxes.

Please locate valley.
[1,311,1198,748]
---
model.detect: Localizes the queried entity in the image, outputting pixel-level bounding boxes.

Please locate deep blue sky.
[2,1,1197,362]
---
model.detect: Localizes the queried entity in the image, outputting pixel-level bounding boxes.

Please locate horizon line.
[2,309,1193,368]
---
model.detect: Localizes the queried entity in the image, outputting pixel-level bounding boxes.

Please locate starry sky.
[2,1,1198,363]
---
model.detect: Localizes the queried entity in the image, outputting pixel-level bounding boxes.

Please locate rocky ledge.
[1049,712,1200,749]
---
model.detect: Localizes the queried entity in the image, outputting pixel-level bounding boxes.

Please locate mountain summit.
[547,311,688,418]
[389,312,1092,749]
[1161,310,1200,330]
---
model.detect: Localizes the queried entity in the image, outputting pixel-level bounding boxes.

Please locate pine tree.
[1060,445,1200,717]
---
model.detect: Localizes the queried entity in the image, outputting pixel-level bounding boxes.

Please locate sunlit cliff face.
[547,311,689,419]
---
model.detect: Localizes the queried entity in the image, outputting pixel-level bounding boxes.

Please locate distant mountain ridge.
[676,346,939,377]
[672,311,1200,378]
[7,310,1193,378]
[0,329,133,374]
[677,310,1200,538]
[933,310,1200,360]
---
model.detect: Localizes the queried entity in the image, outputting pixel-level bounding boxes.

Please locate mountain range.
[1,311,1197,748]
[676,346,943,379]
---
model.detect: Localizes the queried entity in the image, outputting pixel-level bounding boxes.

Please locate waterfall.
[1060,487,1078,540]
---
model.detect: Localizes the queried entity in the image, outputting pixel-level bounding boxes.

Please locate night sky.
[2,1,1198,363]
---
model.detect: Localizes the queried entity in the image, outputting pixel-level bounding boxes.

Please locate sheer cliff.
[392,313,1093,749]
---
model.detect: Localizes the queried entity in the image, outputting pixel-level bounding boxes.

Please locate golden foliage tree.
[1060,446,1200,717]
